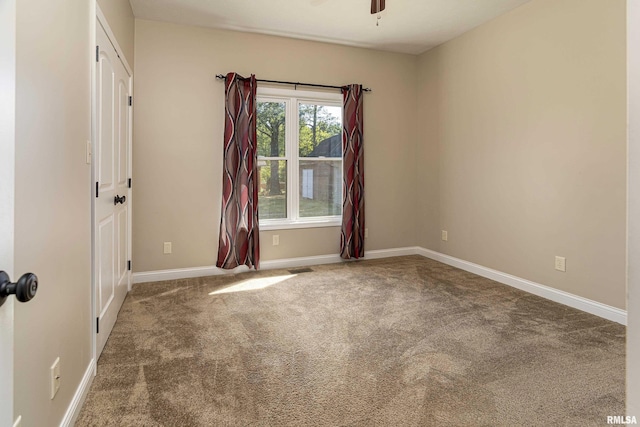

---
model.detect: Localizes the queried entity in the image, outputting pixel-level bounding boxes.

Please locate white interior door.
[95,20,131,359]
[0,0,16,424]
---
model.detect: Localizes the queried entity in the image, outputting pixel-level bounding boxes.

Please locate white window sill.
[259,219,341,231]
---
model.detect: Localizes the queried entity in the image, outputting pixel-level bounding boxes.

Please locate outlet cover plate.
[50,357,60,399]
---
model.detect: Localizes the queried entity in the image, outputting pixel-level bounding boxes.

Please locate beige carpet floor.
[76,255,625,426]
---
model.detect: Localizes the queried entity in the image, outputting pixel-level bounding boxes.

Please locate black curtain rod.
[215,74,371,92]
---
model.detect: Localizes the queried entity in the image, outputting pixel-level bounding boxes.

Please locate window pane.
[258,160,287,220]
[299,159,342,217]
[298,104,342,158]
[257,101,286,157]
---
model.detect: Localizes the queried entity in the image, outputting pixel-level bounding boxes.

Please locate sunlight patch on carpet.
[209,274,297,295]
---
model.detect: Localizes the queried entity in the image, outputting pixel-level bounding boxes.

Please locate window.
[256,87,343,229]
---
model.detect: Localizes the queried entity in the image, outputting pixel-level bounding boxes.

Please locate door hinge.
[96,318,99,334]
[96,46,99,62]
[128,260,131,271]
[128,96,132,106]
[128,178,132,188]
[96,182,99,198]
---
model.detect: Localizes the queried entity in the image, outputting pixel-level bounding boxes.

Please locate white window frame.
[257,87,343,230]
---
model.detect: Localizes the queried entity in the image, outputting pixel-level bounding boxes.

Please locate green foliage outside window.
[256,102,341,197]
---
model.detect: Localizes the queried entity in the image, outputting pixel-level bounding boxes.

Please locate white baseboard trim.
[60,358,95,427]
[364,246,418,259]
[133,265,246,284]
[415,247,627,325]
[131,256,340,284]
[132,247,418,284]
[132,246,626,325]
[261,253,342,270]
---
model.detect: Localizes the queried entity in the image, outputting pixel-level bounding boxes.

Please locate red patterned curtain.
[340,84,365,259]
[216,73,260,269]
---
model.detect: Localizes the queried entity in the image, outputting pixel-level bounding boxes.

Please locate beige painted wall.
[13,0,92,425]
[416,0,627,308]
[97,0,135,66]
[133,20,418,272]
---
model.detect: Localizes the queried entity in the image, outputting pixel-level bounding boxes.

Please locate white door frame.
[0,0,16,425]
[91,4,133,367]
[628,0,640,415]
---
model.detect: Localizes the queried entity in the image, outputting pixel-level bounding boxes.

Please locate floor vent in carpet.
[288,267,314,274]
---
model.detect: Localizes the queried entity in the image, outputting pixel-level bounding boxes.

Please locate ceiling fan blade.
[371,0,385,14]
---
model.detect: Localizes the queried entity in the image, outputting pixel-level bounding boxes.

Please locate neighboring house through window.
[256,87,342,229]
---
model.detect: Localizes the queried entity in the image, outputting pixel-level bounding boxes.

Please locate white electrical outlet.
[555,256,566,272]
[365,228,369,238]
[272,235,279,246]
[441,230,448,241]
[163,242,172,254]
[86,140,92,164]
[50,357,60,399]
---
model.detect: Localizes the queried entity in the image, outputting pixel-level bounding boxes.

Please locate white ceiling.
[129,0,532,55]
